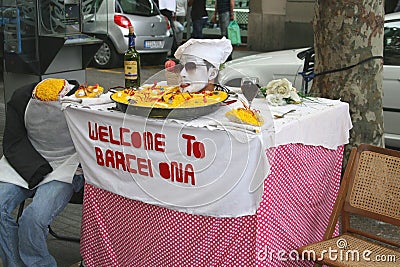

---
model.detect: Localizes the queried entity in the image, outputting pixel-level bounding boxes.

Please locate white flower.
[266,94,287,106]
[266,78,293,98]
[263,78,302,105]
[289,91,301,102]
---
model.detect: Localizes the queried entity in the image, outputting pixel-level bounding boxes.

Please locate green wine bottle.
[124,26,141,89]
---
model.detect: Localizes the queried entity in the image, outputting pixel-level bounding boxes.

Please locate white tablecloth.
[63,97,352,217]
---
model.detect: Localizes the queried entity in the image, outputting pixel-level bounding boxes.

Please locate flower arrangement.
[260,78,301,106]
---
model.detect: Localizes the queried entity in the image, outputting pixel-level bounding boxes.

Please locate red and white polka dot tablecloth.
[80,143,343,266]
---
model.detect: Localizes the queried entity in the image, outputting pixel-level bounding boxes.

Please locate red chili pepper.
[240,100,250,110]
[185,92,193,101]
[222,99,237,106]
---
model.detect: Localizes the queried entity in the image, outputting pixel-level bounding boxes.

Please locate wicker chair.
[297,144,400,266]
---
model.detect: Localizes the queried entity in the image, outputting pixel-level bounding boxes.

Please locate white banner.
[64,107,268,217]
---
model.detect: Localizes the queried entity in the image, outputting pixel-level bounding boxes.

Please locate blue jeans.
[0,175,84,267]
[192,17,208,39]
[218,11,230,37]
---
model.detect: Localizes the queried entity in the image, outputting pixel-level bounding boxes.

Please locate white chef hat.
[174,37,233,69]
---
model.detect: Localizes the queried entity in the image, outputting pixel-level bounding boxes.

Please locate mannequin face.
[179,55,217,92]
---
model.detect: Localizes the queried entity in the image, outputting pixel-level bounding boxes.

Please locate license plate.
[144,40,164,49]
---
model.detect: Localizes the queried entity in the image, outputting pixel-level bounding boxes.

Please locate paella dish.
[111,85,229,109]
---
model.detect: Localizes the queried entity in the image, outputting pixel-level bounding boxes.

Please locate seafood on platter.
[74,83,104,98]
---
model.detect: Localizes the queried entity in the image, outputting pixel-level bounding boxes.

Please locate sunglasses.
[167,62,208,73]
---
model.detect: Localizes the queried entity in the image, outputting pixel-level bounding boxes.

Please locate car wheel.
[92,39,121,69]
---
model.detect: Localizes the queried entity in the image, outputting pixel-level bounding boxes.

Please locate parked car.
[83,0,173,68]
[219,12,400,149]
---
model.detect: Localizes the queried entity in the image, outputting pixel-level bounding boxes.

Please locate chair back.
[297,47,315,94]
[325,144,400,249]
[298,145,400,266]
[343,144,400,226]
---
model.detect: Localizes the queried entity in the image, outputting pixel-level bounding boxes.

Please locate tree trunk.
[311,0,385,165]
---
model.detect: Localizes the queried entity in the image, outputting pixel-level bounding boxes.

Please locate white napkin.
[205,121,261,144]
[206,120,261,134]
[168,98,271,143]
[61,92,113,109]
[269,105,298,117]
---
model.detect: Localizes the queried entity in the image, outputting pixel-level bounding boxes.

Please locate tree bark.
[311,0,385,165]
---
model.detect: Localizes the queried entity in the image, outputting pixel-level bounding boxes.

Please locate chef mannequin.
[174,37,233,92]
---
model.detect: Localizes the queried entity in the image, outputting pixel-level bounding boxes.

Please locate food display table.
[63,97,352,266]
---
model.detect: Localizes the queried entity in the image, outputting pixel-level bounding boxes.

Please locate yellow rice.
[225,108,264,126]
[34,78,66,101]
[111,86,228,108]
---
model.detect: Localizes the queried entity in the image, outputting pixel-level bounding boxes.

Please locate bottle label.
[124,61,138,80]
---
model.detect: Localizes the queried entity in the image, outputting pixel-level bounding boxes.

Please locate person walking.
[175,0,188,45]
[212,0,235,38]
[188,0,208,39]
[157,0,178,55]
[395,0,400,12]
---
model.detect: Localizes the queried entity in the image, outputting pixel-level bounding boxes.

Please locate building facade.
[247,0,314,52]
[248,0,398,52]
